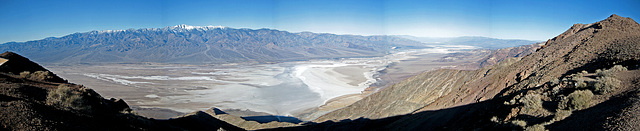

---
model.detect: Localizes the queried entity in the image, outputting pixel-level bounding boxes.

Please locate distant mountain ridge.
[397,35,540,49]
[0,25,425,64]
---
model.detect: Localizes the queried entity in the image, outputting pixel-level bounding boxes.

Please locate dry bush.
[575,79,588,89]
[490,116,500,123]
[552,110,572,122]
[520,94,542,109]
[19,71,55,81]
[592,76,621,94]
[572,72,584,78]
[511,120,527,128]
[597,65,627,77]
[525,124,546,131]
[46,84,89,111]
[609,65,628,72]
[559,90,593,111]
[19,71,31,78]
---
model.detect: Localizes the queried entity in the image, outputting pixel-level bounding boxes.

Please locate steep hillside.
[0,25,423,64]
[0,52,243,131]
[311,14,640,130]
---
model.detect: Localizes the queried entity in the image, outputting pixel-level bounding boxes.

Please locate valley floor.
[46,45,482,120]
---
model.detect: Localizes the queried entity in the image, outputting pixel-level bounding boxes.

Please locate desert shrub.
[490,116,500,123]
[19,71,30,78]
[525,124,546,131]
[597,65,627,77]
[609,65,628,72]
[19,71,55,81]
[511,120,527,128]
[572,72,584,78]
[559,90,593,111]
[46,84,89,111]
[575,79,588,88]
[592,76,621,94]
[520,94,542,109]
[552,109,572,121]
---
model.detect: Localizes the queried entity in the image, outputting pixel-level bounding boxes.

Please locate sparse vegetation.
[490,116,500,123]
[552,110,572,122]
[571,72,584,78]
[19,71,56,81]
[525,124,546,131]
[19,71,30,78]
[504,65,628,129]
[520,94,542,109]
[559,90,593,111]
[46,84,89,111]
[596,65,627,77]
[575,79,588,88]
[511,120,527,128]
[592,76,621,94]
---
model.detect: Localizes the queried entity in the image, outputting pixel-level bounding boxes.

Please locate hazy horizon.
[1,0,639,43]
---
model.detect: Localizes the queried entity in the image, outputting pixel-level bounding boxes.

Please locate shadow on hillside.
[547,90,640,130]
[242,115,303,124]
[565,59,639,77]
[262,98,513,131]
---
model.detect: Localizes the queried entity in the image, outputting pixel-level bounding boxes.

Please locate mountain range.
[0,25,426,64]
[397,35,541,49]
[0,25,538,64]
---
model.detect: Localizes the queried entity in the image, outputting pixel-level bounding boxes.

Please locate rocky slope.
[307,14,640,130]
[0,25,424,64]
[0,52,243,131]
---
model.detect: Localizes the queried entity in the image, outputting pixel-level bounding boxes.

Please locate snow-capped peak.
[90,29,126,34]
[171,24,226,30]
[174,24,197,29]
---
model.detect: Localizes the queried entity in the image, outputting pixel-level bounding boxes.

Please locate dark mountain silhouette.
[0,25,425,64]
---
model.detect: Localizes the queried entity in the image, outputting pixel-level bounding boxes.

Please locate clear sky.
[1,0,639,43]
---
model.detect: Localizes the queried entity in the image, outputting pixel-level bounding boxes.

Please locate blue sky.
[0,0,638,43]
